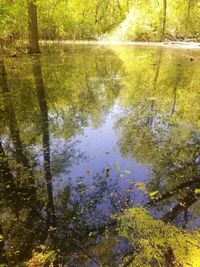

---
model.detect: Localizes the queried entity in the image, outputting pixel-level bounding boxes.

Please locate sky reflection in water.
[1,44,200,265]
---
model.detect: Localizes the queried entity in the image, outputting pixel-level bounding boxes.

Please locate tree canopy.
[1,0,200,43]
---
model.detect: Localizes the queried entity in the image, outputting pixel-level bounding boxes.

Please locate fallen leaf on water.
[114,163,120,171]
[149,191,158,198]
[194,188,200,194]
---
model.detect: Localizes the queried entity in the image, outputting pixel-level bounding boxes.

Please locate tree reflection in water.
[1,45,200,266]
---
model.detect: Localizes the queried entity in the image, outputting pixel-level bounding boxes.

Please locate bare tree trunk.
[27,0,40,53]
[161,0,167,41]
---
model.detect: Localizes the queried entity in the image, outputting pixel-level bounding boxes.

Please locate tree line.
[0,0,200,53]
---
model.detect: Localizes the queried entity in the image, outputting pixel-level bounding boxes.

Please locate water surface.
[1,44,200,265]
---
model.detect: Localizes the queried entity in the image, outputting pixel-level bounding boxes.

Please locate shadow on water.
[1,45,200,266]
[32,57,56,229]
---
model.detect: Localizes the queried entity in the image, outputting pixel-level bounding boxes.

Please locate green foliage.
[111,0,200,41]
[111,1,161,41]
[0,0,127,41]
[1,0,200,41]
[0,2,13,37]
[118,207,200,267]
[0,0,27,39]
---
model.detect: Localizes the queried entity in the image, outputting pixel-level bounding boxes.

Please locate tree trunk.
[161,0,167,41]
[185,0,192,38]
[27,0,40,53]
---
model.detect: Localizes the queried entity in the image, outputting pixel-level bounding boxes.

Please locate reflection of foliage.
[2,45,200,266]
[0,46,124,266]
[57,172,134,225]
[50,140,86,176]
[0,46,122,141]
[114,46,200,222]
[118,207,200,267]
[53,172,134,265]
[1,164,135,266]
[26,247,56,267]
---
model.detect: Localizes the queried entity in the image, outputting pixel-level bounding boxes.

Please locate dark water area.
[1,44,200,266]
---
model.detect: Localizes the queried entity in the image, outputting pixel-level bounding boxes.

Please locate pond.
[1,44,200,266]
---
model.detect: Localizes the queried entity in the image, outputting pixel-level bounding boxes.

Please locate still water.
[1,44,200,266]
